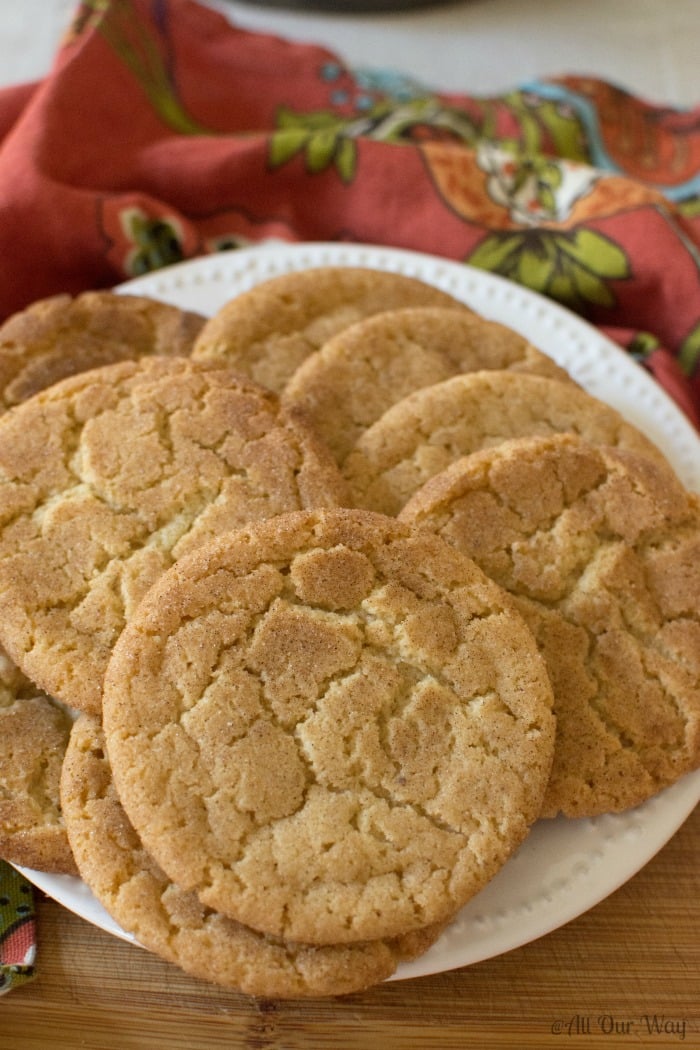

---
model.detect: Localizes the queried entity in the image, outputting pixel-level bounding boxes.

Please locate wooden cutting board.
[1,805,697,1049]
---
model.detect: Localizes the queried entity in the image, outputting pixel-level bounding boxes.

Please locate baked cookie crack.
[101,508,555,943]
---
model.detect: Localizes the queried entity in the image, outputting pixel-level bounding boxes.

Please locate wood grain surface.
[2,806,697,1050]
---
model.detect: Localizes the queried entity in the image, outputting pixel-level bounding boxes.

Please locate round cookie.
[0,644,77,874]
[343,370,672,516]
[61,715,447,999]
[102,508,555,946]
[399,433,700,817]
[0,291,205,413]
[282,307,573,463]
[0,357,347,715]
[192,267,470,393]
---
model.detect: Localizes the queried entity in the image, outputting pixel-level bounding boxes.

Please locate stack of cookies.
[0,266,697,997]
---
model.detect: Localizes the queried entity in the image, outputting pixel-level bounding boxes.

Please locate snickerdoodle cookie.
[101,508,555,946]
[343,371,671,516]
[0,644,77,873]
[0,291,204,412]
[0,358,347,714]
[400,433,700,817]
[192,267,469,392]
[282,307,572,463]
[61,714,447,998]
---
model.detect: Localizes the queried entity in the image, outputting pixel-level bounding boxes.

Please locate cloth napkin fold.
[0,0,698,424]
[0,0,699,994]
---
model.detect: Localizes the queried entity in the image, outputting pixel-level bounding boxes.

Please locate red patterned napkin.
[0,863,36,993]
[0,0,698,424]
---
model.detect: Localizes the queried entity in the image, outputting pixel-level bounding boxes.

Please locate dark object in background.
[236,0,452,10]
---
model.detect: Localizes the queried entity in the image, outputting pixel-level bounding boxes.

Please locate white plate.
[16,242,700,982]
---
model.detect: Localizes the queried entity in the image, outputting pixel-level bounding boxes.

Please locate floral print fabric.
[0,0,698,421]
[0,864,36,993]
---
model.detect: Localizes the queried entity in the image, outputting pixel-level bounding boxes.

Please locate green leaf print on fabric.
[678,321,700,376]
[268,86,586,185]
[468,228,629,310]
[500,90,589,162]
[83,0,208,134]
[627,331,662,362]
[270,109,358,183]
[120,208,186,275]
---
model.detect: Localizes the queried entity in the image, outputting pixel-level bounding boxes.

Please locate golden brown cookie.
[282,307,573,463]
[400,433,700,818]
[0,291,205,412]
[0,358,347,715]
[0,644,77,874]
[102,508,555,946]
[343,371,671,516]
[61,714,447,998]
[192,267,469,393]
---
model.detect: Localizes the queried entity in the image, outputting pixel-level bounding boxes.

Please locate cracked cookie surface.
[343,371,670,516]
[282,306,572,464]
[61,714,447,998]
[0,358,347,714]
[0,644,77,873]
[400,433,700,817]
[0,291,204,413]
[101,508,555,946]
[192,267,468,393]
